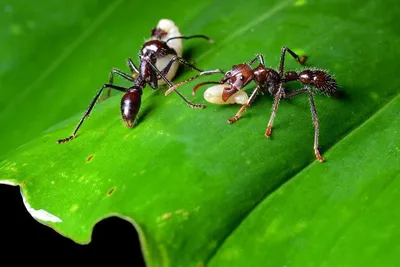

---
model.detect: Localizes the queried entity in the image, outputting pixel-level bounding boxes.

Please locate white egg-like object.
[152,19,183,85]
[203,84,249,105]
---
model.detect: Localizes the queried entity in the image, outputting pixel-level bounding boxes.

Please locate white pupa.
[203,84,249,105]
[152,19,183,85]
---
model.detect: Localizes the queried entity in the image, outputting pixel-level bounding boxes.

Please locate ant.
[56,19,213,144]
[165,47,337,162]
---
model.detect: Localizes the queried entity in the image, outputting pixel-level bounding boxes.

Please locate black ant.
[165,47,337,162]
[56,19,213,144]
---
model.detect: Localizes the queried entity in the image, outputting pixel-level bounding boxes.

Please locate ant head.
[221,64,254,102]
[140,40,162,64]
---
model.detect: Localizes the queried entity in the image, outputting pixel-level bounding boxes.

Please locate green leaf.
[208,95,400,267]
[1,0,399,266]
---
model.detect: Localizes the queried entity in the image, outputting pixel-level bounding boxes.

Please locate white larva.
[203,84,249,105]
[152,19,183,85]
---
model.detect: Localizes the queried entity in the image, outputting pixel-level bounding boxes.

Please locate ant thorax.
[203,84,249,105]
[150,19,183,85]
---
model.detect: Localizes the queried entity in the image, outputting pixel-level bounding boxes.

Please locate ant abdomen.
[121,87,142,128]
[298,70,337,95]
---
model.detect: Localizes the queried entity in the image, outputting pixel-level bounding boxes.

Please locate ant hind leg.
[283,88,325,163]
[57,84,128,144]
[99,69,135,102]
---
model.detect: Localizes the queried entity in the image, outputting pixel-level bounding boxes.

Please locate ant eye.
[240,76,244,81]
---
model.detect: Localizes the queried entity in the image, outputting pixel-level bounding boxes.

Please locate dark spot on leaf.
[108,187,115,195]
[21,180,26,186]
[87,155,94,162]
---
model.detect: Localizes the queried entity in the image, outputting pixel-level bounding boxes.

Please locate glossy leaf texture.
[1,0,399,266]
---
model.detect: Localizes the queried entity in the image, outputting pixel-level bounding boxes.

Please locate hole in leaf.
[0,185,145,265]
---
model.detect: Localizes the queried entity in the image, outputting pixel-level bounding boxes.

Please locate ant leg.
[100,58,139,102]
[283,88,308,98]
[160,55,205,75]
[57,84,128,144]
[265,83,285,138]
[227,86,260,124]
[283,88,324,163]
[279,47,308,77]
[247,54,265,66]
[99,69,135,102]
[147,60,206,109]
[127,57,139,75]
[165,35,214,44]
[165,69,224,96]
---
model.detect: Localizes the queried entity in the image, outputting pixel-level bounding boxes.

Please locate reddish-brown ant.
[165,47,337,162]
[57,19,213,144]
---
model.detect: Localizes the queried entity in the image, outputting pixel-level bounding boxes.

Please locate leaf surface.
[1,0,399,266]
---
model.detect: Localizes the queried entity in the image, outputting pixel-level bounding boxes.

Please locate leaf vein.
[205,93,400,265]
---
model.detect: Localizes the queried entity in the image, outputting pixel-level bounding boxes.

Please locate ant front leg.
[57,84,128,144]
[283,88,324,163]
[227,86,260,124]
[147,60,206,109]
[160,55,204,75]
[99,68,135,102]
[127,57,140,76]
[279,47,308,77]
[248,54,265,66]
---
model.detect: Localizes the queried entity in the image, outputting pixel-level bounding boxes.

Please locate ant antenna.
[166,35,214,44]
[192,81,223,95]
[147,60,206,109]
[164,68,224,96]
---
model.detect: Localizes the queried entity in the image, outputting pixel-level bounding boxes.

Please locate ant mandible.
[56,19,213,144]
[165,47,337,162]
